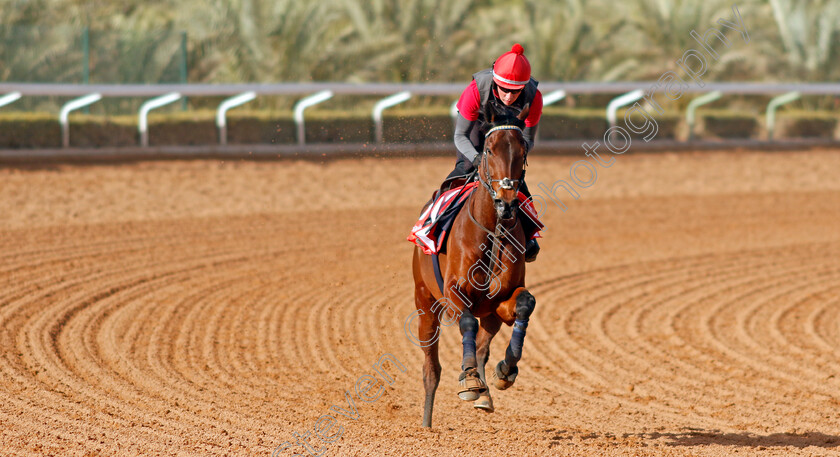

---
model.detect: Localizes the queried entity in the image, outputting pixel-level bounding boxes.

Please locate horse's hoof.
[492,360,518,390]
[457,369,487,401]
[474,394,494,412]
[458,390,480,401]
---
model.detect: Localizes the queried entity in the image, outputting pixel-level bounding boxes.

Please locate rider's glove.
[471,152,482,170]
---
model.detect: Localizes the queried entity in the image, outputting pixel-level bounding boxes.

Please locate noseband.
[478,125,527,200]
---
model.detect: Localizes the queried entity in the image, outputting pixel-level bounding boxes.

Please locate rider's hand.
[471,153,482,170]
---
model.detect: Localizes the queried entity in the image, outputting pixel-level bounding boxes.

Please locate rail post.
[59,93,102,148]
[138,92,182,147]
[606,89,644,142]
[0,92,22,109]
[216,91,256,145]
[686,91,722,141]
[294,90,333,145]
[373,91,412,143]
[766,91,801,141]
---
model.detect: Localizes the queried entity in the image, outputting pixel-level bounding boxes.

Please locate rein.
[467,198,519,276]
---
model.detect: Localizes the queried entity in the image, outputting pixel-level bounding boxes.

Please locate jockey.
[446,43,543,262]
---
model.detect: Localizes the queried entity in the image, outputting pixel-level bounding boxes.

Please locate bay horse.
[411,104,537,428]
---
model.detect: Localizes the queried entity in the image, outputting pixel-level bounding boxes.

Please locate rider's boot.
[517,181,540,262]
[524,238,540,263]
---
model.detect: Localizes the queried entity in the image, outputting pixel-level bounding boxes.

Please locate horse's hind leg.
[415,293,442,428]
[493,287,537,390]
[474,314,502,412]
[420,333,441,427]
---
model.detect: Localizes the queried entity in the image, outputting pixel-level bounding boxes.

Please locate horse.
[411,104,537,428]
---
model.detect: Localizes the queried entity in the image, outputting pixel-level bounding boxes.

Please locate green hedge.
[701,110,758,139]
[538,108,607,140]
[0,113,62,148]
[71,117,136,147]
[383,116,450,143]
[619,108,680,140]
[0,109,837,149]
[777,110,838,139]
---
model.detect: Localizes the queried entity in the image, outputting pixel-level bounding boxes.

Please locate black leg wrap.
[460,312,479,371]
[515,290,536,320]
[459,312,479,334]
[504,291,536,371]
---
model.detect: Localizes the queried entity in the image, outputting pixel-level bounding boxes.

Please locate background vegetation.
[1,0,837,85]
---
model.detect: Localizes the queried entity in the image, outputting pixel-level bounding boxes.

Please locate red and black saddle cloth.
[407,182,543,255]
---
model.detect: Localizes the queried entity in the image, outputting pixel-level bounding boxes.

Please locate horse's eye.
[485,147,491,155]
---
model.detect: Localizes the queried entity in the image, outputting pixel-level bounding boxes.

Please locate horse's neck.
[462,181,525,294]
[469,184,498,232]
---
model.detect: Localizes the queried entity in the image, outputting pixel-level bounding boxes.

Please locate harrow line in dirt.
[3,152,839,455]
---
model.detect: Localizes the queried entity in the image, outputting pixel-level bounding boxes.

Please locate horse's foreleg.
[418,307,441,428]
[459,309,479,371]
[493,287,536,390]
[457,308,487,401]
[474,314,502,412]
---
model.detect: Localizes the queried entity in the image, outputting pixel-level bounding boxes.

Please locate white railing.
[4,82,840,96]
[59,93,102,148]
[293,90,333,145]
[217,91,256,145]
[1,82,839,148]
[138,92,182,147]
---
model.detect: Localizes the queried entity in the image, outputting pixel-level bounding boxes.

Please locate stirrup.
[524,238,540,263]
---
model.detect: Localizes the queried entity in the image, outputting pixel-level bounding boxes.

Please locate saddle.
[426,173,475,209]
[408,180,543,256]
[409,182,479,255]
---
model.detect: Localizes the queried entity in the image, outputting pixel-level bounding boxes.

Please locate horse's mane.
[479,102,529,163]
[480,102,526,132]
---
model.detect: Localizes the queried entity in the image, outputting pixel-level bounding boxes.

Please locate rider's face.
[496,85,523,106]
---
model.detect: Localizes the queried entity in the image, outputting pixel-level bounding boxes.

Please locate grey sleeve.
[454,113,480,162]
[522,125,538,151]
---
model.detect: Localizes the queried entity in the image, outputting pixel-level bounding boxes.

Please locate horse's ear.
[484,102,496,124]
[518,103,530,122]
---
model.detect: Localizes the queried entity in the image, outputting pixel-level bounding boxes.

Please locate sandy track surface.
[1,149,839,456]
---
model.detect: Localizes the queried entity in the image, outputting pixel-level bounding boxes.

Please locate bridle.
[466,123,529,274]
[476,125,527,201]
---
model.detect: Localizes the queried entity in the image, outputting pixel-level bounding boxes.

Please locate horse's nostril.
[495,199,516,219]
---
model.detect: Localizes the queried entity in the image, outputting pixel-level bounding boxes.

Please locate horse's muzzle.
[495,199,517,220]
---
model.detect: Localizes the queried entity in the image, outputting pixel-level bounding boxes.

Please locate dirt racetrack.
[1,148,840,456]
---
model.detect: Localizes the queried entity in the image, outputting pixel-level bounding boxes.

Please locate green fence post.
[82,27,90,84]
[82,27,90,113]
[180,31,188,111]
